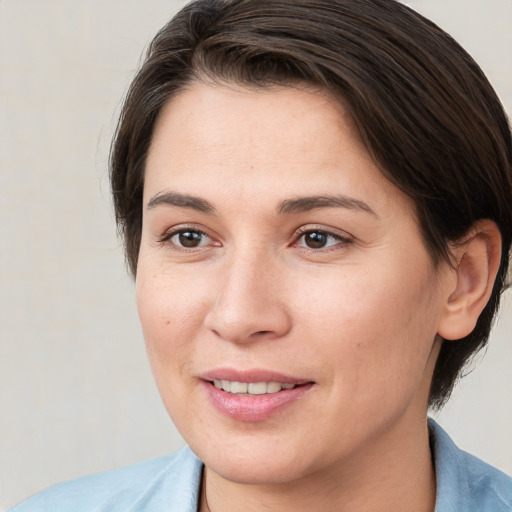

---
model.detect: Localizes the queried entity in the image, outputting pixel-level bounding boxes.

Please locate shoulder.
[430,419,512,512]
[8,446,203,512]
[462,449,512,511]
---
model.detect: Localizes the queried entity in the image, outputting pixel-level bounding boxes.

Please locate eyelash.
[156,225,353,252]
[293,227,353,251]
[157,225,215,251]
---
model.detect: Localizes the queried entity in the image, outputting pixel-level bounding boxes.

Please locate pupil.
[305,232,327,248]
[179,231,201,247]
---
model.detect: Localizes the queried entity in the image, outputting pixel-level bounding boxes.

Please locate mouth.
[211,380,299,395]
[201,370,315,422]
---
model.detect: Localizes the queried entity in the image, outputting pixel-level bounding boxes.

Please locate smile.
[212,380,297,394]
[204,379,314,422]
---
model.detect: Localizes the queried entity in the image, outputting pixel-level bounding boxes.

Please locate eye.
[295,229,351,250]
[172,229,210,248]
[159,227,215,249]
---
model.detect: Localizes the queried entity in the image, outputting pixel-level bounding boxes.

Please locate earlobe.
[437,220,502,341]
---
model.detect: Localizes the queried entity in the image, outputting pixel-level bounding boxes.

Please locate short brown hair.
[110,0,512,408]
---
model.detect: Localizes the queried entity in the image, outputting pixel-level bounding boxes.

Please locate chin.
[207,455,309,486]
[186,429,321,486]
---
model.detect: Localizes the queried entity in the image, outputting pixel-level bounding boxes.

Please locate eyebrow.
[146,191,216,214]
[146,191,377,218]
[277,195,378,217]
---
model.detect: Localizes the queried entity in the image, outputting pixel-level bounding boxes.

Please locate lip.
[200,368,311,385]
[200,368,314,422]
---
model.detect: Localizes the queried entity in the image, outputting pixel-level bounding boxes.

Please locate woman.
[11,0,512,511]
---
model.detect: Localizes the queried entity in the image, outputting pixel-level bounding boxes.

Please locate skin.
[136,82,499,512]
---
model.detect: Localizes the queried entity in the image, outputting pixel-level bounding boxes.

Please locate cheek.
[293,261,440,396]
[135,267,212,427]
[136,265,210,373]
[296,262,434,336]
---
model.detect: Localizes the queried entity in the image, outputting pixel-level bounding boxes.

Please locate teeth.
[212,380,297,395]
[248,382,267,395]
[266,382,282,393]
[230,381,248,394]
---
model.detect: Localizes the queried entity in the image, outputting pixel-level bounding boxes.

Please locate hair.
[110,0,512,409]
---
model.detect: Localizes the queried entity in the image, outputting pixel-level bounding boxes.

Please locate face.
[137,82,452,485]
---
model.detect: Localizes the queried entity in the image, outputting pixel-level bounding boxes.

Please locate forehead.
[148,82,350,162]
[144,81,414,219]
[148,82,355,170]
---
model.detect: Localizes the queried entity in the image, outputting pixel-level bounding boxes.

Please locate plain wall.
[0,0,511,509]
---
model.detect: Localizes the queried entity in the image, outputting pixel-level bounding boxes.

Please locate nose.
[203,249,292,344]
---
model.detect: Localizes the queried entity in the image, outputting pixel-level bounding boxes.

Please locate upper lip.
[200,368,312,384]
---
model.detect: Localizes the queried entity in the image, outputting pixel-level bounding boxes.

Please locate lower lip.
[202,381,314,422]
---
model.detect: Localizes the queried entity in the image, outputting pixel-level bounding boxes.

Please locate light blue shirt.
[9,420,512,511]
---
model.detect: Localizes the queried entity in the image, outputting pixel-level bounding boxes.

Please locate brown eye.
[296,229,351,250]
[169,229,211,248]
[303,231,329,249]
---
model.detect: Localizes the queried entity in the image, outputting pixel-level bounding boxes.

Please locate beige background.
[0,0,511,509]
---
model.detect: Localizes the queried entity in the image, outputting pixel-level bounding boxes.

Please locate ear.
[437,220,502,341]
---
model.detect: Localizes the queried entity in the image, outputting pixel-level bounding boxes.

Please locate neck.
[200,416,436,512]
